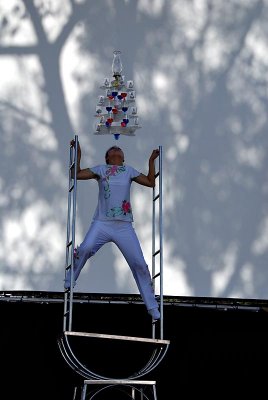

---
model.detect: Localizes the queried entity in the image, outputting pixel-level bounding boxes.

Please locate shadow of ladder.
[59,136,170,399]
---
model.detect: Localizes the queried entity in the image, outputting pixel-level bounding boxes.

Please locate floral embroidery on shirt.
[122,200,131,214]
[102,165,125,199]
[106,200,132,218]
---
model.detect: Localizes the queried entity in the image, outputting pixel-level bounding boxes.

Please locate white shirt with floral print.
[90,164,141,222]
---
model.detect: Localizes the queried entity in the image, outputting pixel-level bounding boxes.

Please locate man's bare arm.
[133,149,160,187]
[70,140,99,180]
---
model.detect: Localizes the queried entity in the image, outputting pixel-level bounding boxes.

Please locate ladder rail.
[63,135,79,332]
[69,136,78,330]
[159,145,163,339]
[63,144,73,331]
[152,145,163,340]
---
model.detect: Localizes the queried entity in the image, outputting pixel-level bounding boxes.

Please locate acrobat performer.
[65,141,160,321]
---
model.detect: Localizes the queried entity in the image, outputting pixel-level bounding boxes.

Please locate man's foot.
[64,247,79,289]
[148,307,160,321]
[64,278,77,289]
[74,247,79,259]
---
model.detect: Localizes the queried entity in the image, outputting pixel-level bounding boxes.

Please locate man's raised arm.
[70,140,99,180]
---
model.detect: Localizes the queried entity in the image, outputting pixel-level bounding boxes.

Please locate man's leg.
[112,221,160,318]
[64,221,109,288]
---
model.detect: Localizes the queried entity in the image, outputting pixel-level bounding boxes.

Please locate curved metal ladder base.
[58,331,170,380]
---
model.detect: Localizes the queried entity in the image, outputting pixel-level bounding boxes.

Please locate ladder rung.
[84,379,157,385]
[65,331,170,344]
[152,272,160,280]
[70,161,75,169]
[67,241,72,247]
[69,184,74,192]
[153,249,160,257]
[153,194,160,201]
[66,264,71,270]
[155,172,159,178]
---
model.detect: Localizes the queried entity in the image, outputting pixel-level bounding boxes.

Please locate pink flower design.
[122,200,131,214]
[106,165,118,176]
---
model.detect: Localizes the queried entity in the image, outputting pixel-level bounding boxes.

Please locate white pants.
[72,220,158,311]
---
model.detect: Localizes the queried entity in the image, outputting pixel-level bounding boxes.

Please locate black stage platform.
[1,291,268,399]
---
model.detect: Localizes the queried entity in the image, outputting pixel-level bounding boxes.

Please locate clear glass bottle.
[112,50,123,76]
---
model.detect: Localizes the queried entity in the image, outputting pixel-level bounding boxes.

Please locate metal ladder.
[152,145,164,340]
[63,138,164,334]
[63,135,78,332]
[60,137,169,399]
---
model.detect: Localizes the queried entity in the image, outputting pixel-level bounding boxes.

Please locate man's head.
[105,146,125,165]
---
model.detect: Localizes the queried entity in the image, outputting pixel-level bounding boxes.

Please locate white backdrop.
[1,0,268,299]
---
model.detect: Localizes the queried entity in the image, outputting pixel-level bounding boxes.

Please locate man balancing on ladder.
[64,140,161,322]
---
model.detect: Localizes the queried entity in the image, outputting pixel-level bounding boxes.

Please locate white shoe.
[64,248,80,289]
[64,278,77,289]
[148,307,160,321]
